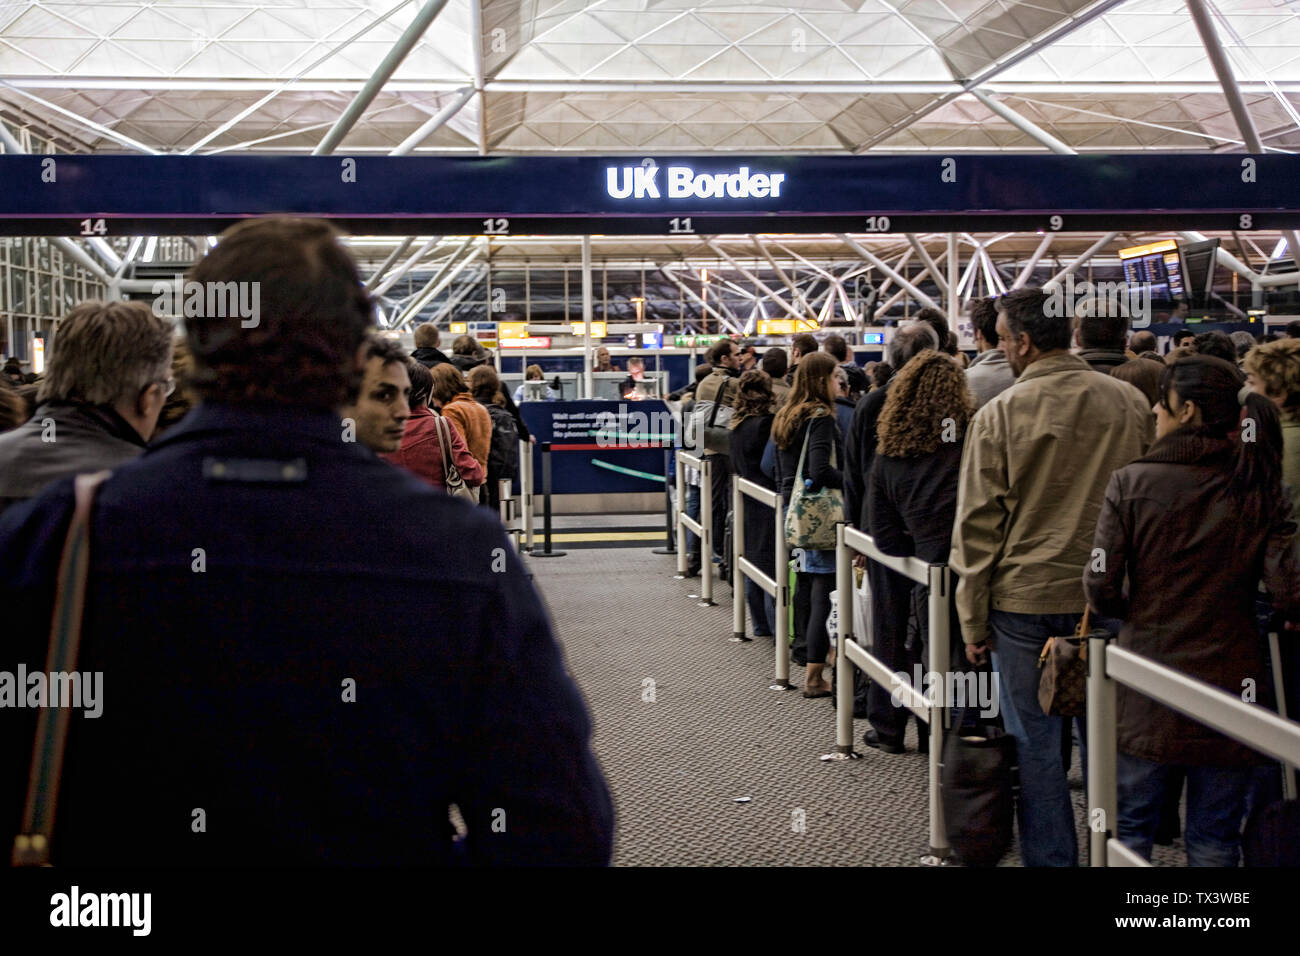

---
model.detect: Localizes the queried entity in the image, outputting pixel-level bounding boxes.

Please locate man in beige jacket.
[950,288,1153,866]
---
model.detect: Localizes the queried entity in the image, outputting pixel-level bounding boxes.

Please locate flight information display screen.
[1120,240,1185,302]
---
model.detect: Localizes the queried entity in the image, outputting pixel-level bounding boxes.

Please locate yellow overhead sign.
[757,318,819,335]
[499,321,530,339]
[571,321,607,337]
[1118,239,1177,259]
[449,322,468,334]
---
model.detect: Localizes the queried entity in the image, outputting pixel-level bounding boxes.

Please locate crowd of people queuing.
[2,213,1299,867]
[0,218,612,865]
[676,295,1300,868]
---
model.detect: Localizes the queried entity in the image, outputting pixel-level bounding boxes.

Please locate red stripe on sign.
[549,443,669,451]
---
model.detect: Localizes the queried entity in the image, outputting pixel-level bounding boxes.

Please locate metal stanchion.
[692,457,714,606]
[498,478,517,550]
[834,524,855,752]
[674,453,688,576]
[730,474,747,641]
[920,563,953,866]
[530,442,566,558]
[771,490,791,690]
[1087,630,1118,867]
[521,439,534,553]
[652,447,676,555]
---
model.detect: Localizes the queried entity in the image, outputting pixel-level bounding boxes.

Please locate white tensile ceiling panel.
[0,0,1299,154]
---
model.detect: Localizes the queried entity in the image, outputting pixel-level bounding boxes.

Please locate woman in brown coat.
[1085,354,1300,866]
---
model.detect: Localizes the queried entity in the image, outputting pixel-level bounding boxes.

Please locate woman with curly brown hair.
[1245,337,1300,516]
[867,349,973,750]
[771,351,843,696]
[730,370,778,638]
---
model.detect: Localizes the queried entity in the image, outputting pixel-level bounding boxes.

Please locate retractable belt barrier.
[834,523,952,864]
[1087,634,1300,867]
[732,475,793,689]
[673,451,715,606]
[498,478,522,552]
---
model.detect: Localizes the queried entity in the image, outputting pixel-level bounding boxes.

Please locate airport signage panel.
[3,154,1300,235]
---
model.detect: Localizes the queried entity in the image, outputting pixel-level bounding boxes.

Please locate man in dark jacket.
[823,334,870,398]
[0,217,613,866]
[410,322,453,369]
[1075,310,1132,372]
[0,300,173,515]
[844,320,938,741]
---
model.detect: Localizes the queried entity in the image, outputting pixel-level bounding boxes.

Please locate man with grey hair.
[843,319,939,734]
[0,300,173,514]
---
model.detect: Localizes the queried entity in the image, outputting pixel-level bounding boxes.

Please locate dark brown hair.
[468,364,504,406]
[877,350,971,458]
[431,362,467,405]
[730,369,774,429]
[186,217,373,409]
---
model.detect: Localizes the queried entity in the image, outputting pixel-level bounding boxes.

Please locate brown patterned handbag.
[1036,606,1098,717]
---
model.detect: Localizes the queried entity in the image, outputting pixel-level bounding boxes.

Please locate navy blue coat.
[0,403,613,865]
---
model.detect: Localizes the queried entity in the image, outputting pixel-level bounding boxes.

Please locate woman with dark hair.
[729,369,777,639]
[770,351,843,697]
[469,364,518,511]
[868,350,972,750]
[1085,354,1300,866]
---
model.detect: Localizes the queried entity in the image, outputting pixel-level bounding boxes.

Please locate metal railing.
[674,451,715,605]
[499,440,536,552]
[519,439,535,552]
[732,475,793,689]
[834,523,952,864]
[1087,632,1300,867]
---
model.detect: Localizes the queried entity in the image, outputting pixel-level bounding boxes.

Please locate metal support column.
[582,235,594,400]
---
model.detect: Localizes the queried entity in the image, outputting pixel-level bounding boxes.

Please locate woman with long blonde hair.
[770,351,843,697]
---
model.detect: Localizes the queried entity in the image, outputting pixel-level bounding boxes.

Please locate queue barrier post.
[674,452,688,576]
[832,526,951,861]
[921,563,951,864]
[731,475,747,641]
[1267,631,1298,800]
[834,523,855,753]
[772,487,790,690]
[520,439,534,552]
[1087,630,1118,868]
[1087,637,1300,866]
[530,442,566,558]
[497,478,517,550]
[697,456,714,606]
[731,476,790,689]
[652,447,677,556]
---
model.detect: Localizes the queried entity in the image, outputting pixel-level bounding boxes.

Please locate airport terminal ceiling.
[3,0,1300,155]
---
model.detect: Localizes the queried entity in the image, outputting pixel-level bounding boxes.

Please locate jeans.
[793,572,835,664]
[745,579,775,637]
[989,610,1086,867]
[1117,753,1253,866]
